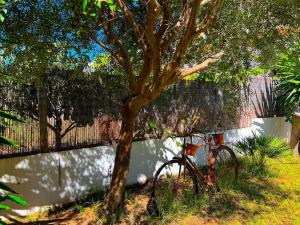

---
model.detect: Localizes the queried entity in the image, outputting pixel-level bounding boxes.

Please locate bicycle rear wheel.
[147,158,199,217]
[215,145,238,188]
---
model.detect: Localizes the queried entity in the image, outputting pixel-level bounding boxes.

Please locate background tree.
[68,0,300,214]
[0,0,91,152]
[1,68,108,150]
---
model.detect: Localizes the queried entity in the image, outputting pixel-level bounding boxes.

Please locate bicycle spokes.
[151,160,198,216]
[215,146,238,188]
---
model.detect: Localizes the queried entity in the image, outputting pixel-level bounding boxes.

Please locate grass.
[17,153,300,224]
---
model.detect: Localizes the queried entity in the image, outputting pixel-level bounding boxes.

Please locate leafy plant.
[235,134,290,175]
[0,182,28,225]
[0,111,27,225]
[0,0,7,22]
[275,44,300,121]
[0,111,24,147]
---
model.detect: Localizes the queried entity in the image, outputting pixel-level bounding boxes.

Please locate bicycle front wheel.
[215,145,238,188]
[148,158,199,216]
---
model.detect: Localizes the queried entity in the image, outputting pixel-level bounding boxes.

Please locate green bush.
[235,134,290,175]
[0,111,27,225]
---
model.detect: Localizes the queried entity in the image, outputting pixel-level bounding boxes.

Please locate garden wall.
[0,117,291,217]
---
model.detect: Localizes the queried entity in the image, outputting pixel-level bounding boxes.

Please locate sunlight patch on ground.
[19,154,300,225]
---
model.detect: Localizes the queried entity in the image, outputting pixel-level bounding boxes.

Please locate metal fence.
[0,75,281,158]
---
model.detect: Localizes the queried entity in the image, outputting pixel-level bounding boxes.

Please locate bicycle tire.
[214,145,238,188]
[147,158,199,217]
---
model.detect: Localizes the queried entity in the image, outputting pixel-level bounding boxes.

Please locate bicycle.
[147,130,238,217]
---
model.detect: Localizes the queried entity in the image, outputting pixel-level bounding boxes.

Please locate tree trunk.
[55,116,62,150]
[290,114,300,155]
[103,103,136,215]
[38,74,48,153]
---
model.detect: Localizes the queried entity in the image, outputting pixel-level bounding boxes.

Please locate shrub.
[0,111,27,225]
[235,134,290,175]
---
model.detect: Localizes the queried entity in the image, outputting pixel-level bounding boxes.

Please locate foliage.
[0,111,27,225]
[235,134,290,176]
[0,0,7,22]
[0,0,91,83]
[0,111,23,147]
[0,68,125,149]
[0,181,28,225]
[275,44,300,120]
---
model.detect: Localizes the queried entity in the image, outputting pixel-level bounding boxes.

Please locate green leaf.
[109,4,116,11]
[106,0,114,4]
[6,195,27,206]
[89,13,96,17]
[82,0,88,10]
[106,0,116,11]
[148,121,158,129]
[0,204,10,210]
[95,0,102,8]
[0,111,24,123]
[288,79,300,84]
[0,218,7,225]
[0,13,4,22]
[0,182,17,194]
[176,141,183,147]
[0,136,20,147]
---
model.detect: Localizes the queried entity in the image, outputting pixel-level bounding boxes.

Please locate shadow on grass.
[16,157,298,225]
[101,159,296,225]
[197,168,290,221]
[7,217,70,225]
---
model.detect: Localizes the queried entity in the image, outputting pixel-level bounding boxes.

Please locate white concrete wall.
[252,117,291,141]
[0,117,291,216]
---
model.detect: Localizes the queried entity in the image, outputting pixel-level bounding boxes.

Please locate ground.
[13,153,300,225]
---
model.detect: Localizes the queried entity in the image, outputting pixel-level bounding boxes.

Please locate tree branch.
[115,0,147,52]
[196,0,224,35]
[179,51,224,78]
[136,0,161,95]
[61,122,77,138]
[89,24,136,92]
[159,0,203,86]
[160,0,190,52]
[47,122,56,132]
[89,34,119,61]
[104,20,136,92]
[158,0,171,39]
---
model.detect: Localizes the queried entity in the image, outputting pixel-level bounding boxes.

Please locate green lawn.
[20,153,300,225]
[166,153,300,225]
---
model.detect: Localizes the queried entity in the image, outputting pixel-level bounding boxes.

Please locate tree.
[1,68,107,150]
[68,0,300,215]
[0,0,90,152]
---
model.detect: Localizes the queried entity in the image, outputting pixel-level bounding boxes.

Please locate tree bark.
[55,116,62,150]
[38,74,48,153]
[290,114,300,155]
[103,102,136,215]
